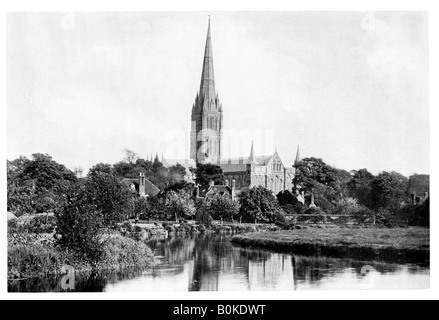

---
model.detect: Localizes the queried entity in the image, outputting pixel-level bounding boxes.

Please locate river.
[8,234,429,292]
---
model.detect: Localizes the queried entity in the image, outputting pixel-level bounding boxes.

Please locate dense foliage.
[291,157,428,226]
[190,163,225,189]
[55,183,105,264]
[238,186,285,223]
[7,154,77,215]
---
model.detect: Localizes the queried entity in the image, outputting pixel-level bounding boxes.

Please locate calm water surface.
[8,234,429,292]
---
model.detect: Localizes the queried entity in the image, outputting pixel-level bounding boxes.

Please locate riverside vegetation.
[7,151,430,279]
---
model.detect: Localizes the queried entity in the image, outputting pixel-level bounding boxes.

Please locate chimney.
[225,180,229,187]
[231,179,236,201]
[139,172,146,197]
[209,180,215,188]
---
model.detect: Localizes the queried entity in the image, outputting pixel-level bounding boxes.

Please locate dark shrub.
[238,186,284,223]
[55,184,105,264]
[277,190,297,206]
[208,195,239,222]
[304,207,326,215]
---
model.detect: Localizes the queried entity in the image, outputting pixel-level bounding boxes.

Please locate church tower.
[190,18,223,164]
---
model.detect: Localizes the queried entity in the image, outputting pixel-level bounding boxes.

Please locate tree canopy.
[190,163,224,189]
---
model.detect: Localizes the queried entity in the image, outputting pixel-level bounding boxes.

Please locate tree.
[294,157,337,191]
[169,164,187,185]
[348,169,375,208]
[88,163,114,176]
[123,149,139,165]
[276,190,297,206]
[191,163,225,189]
[85,170,134,226]
[164,190,196,221]
[334,168,352,198]
[238,186,284,223]
[7,154,77,214]
[113,161,136,178]
[208,194,239,222]
[370,171,409,212]
[55,183,105,264]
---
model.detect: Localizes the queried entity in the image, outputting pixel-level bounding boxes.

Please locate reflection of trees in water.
[189,234,252,291]
[9,236,429,292]
[291,255,405,285]
[147,236,197,266]
[7,269,137,292]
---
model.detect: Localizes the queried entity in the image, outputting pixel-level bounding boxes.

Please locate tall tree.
[370,171,409,211]
[294,157,337,191]
[348,168,375,208]
[123,149,138,165]
[238,186,284,223]
[190,163,224,189]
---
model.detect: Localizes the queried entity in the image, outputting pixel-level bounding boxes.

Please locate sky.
[7,11,429,176]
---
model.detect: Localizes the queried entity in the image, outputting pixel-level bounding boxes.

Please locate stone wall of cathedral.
[222,164,294,195]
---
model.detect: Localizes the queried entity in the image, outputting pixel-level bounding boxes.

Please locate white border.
[1,0,437,300]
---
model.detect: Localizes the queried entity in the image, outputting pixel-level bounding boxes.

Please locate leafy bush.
[8,244,63,279]
[163,190,196,221]
[133,197,149,220]
[281,202,307,215]
[55,184,105,264]
[238,186,284,223]
[101,234,153,268]
[138,196,166,220]
[331,197,362,215]
[208,194,239,222]
[85,171,135,226]
[8,215,57,234]
[277,190,298,206]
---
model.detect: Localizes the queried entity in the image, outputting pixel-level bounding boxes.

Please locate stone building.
[219,142,296,194]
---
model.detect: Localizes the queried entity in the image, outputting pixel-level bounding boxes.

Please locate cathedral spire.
[190,18,223,164]
[199,17,215,105]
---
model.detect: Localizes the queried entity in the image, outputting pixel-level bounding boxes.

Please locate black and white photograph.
[2,1,437,303]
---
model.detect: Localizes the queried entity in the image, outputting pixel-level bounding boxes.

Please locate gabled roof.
[203,185,232,199]
[144,179,160,197]
[121,177,160,197]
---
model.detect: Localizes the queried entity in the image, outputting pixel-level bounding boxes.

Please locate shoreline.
[231,227,430,264]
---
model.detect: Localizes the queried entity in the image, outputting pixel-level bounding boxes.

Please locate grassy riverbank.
[231,227,430,263]
[8,233,154,279]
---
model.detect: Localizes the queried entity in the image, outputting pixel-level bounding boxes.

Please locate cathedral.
[190,18,223,164]
[165,19,299,195]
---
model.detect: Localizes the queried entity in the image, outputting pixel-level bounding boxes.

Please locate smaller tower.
[248,141,258,164]
[293,145,301,193]
[294,145,301,166]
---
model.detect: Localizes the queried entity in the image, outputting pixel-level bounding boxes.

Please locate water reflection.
[8,234,429,292]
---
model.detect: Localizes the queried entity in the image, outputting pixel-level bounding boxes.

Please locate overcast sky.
[7,11,429,176]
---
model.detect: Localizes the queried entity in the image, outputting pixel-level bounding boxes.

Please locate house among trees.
[408,174,429,205]
[196,179,237,201]
[122,172,160,198]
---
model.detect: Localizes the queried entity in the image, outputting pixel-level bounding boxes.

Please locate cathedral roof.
[218,155,273,166]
